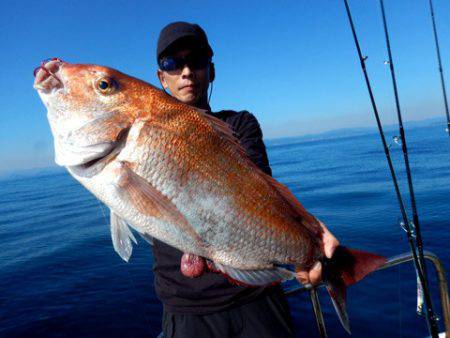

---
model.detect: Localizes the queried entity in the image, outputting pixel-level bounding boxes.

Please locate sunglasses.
[159,53,211,72]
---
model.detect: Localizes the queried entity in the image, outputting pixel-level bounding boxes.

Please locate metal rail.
[284,251,449,337]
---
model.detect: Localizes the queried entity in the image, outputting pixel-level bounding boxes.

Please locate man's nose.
[180,64,193,78]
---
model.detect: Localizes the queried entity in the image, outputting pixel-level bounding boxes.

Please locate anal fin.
[212,263,296,286]
[139,232,154,246]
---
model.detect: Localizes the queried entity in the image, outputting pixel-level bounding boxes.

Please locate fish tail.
[324,246,387,334]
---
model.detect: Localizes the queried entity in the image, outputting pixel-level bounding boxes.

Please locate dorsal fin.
[201,111,249,158]
[263,174,322,236]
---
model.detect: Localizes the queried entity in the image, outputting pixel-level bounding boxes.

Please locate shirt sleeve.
[230,111,273,177]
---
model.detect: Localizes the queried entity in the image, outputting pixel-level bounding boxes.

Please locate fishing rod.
[342,1,440,337]
[428,0,450,135]
[379,0,437,324]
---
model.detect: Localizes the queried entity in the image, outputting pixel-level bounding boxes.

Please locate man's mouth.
[180,83,197,90]
[33,58,65,93]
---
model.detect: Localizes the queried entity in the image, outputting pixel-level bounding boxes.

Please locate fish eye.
[99,80,109,90]
[95,77,115,94]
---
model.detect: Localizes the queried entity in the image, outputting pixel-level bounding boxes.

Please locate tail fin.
[325,246,386,334]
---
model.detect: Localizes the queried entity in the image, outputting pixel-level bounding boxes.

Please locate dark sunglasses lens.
[160,57,179,71]
[189,55,210,70]
[160,54,210,71]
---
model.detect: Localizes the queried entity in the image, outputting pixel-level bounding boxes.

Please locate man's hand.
[296,220,340,286]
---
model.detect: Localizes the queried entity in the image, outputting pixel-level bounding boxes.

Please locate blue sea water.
[1,122,449,338]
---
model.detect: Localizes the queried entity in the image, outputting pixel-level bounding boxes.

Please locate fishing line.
[96,200,109,232]
[343,1,439,336]
[208,81,214,106]
[428,0,450,135]
[379,0,434,315]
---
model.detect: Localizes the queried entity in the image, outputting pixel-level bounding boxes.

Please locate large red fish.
[34,58,386,333]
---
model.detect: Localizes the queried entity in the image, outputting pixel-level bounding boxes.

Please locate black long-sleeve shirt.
[152,110,280,314]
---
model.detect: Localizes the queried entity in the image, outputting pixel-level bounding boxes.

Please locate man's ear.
[209,62,215,83]
[157,69,168,89]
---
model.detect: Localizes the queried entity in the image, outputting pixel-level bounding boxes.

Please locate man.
[153,22,339,337]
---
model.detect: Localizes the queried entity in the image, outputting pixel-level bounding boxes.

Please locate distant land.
[0,116,446,178]
[266,116,445,146]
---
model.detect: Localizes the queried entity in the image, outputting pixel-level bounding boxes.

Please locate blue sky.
[0,0,449,172]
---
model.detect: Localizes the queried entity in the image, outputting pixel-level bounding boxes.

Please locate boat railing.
[283,251,449,338]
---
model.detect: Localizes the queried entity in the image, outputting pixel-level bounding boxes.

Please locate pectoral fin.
[113,161,204,247]
[110,211,137,262]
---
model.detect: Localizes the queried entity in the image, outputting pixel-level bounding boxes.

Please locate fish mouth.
[33,58,65,93]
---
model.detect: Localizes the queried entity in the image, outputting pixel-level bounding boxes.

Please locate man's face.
[157,48,212,107]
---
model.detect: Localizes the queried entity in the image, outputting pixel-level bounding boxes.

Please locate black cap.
[156,22,213,63]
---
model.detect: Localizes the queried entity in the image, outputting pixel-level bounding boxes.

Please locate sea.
[1,121,449,338]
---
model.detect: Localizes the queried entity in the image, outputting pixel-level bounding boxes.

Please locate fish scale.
[131,128,236,257]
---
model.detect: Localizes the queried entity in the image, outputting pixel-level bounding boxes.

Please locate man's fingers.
[296,262,323,286]
[296,270,309,285]
[318,220,340,259]
[324,236,339,259]
[295,220,339,287]
[308,261,322,286]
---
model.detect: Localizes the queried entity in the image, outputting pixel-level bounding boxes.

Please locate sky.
[0,0,449,172]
